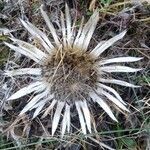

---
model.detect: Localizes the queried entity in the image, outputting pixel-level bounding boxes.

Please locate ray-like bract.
[70,12,77,42]
[80,100,91,133]
[99,57,143,65]
[65,3,73,47]
[7,82,46,100]
[98,83,126,105]
[33,103,45,119]
[99,78,140,87]
[75,101,86,134]
[60,12,67,47]
[4,42,40,63]
[61,104,70,136]
[31,97,49,110]
[90,92,118,121]
[73,17,84,49]
[10,38,47,58]
[27,21,55,51]
[81,10,99,51]
[29,95,53,118]
[5,68,42,76]
[90,30,127,57]
[42,99,57,118]
[40,5,60,47]
[98,89,130,112]
[74,10,99,51]
[19,90,49,115]
[20,19,54,52]
[66,105,70,133]
[52,102,65,136]
[100,66,142,73]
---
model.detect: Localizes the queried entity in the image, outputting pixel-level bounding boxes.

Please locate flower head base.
[4,4,142,136]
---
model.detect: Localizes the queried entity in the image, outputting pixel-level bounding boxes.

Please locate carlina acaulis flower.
[3,4,142,136]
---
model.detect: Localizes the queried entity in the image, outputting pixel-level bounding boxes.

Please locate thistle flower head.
[4,4,142,136]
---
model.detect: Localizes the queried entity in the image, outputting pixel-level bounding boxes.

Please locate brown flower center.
[42,48,98,103]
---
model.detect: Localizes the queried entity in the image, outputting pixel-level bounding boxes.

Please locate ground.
[0,0,150,149]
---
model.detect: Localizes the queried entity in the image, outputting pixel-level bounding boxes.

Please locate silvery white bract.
[4,4,142,136]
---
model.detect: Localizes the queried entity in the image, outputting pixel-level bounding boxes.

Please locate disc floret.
[42,47,97,103]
